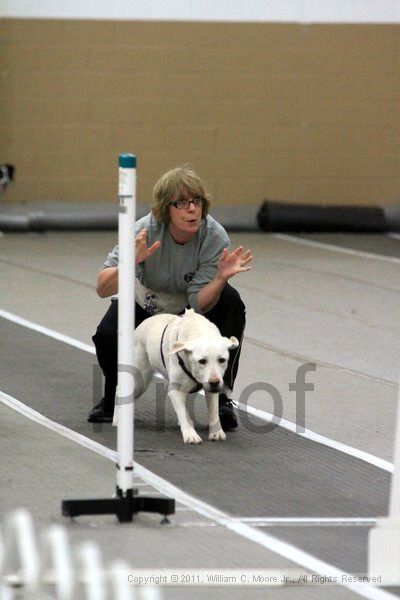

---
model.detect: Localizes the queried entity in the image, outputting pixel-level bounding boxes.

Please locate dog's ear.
[170,341,194,354]
[224,336,239,349]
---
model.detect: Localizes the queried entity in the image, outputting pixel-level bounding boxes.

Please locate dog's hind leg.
[205,392,226,441]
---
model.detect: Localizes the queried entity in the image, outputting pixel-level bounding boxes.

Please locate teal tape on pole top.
[119,154,136,168]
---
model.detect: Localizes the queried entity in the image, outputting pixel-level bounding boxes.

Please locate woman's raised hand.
[135,229,161,264]
[217,246,253,281]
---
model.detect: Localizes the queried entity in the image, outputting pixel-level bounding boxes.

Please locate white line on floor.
[0,389,395,600]
[0,308,95,354]
[0,308,394,474]
[230,517,377,526]
[168,517,378,528]
[237,402,394,474]
[273,234,400,265]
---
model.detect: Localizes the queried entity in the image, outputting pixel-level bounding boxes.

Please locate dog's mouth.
[206,382,223,393]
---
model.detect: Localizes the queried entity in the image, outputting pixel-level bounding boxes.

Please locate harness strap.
[160,323,169,369]
[177,354,202,393]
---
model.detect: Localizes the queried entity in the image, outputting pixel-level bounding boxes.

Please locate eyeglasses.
[169,196,204,210]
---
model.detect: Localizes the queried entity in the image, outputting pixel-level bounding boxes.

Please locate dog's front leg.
[205,392,226,441]
[168,387,202,444]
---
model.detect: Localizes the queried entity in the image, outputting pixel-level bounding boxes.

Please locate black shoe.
[218,394,238,431]
[87,399,114,423]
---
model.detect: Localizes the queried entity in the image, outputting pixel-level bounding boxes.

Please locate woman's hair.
[151,165,211,224]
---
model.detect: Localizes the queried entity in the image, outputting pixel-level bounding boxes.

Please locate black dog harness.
[160,322,202,393]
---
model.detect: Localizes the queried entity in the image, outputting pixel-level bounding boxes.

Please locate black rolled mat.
[257,201,388,233]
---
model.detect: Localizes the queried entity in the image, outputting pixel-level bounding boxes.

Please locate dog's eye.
[218,358,226,364]
[199,359,207,365]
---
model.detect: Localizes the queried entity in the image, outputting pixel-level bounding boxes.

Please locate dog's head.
[170,335,239,393]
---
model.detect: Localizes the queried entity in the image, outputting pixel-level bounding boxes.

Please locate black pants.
[92,283,246,409]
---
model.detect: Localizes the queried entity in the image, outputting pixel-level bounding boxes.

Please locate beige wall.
[1,18,399,206]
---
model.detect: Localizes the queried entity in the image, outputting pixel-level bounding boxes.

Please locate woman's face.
[168,189,203,243]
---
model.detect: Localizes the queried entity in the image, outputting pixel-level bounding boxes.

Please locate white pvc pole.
[389,381,400,517]
[0,528,13,600]
[41,525,74,600]
[109,560,135,600]
[117,154,136,494]
[3,509,40,594]
[78,543,105,600]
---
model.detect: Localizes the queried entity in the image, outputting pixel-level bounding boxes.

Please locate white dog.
[132,308,239,444]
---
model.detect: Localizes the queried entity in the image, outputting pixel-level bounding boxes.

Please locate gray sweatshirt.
[103,212,230,314]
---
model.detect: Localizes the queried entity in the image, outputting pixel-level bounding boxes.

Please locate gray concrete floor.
[1,229,399,599]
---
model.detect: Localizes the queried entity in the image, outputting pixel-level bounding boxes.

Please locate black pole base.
[62,487,175,523]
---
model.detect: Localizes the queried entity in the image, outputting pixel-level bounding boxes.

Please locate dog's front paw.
[182,428,202,444]
[209,429,226,442]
